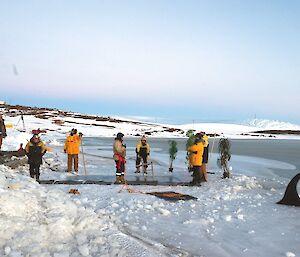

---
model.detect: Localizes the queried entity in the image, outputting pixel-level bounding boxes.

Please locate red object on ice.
[32,128,47,135]
[53,119,64,125]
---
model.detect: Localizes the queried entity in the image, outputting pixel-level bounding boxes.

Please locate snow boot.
[120,175,126,184]
[190,170,201,186]
[199,167,206,182]
[201,165,208,182]
[114,176,122,184]
[142,165,147,174]
[190,179,201,186]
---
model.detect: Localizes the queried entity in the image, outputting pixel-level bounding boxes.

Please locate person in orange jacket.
[188,135,204,185]
[64,128,83,173]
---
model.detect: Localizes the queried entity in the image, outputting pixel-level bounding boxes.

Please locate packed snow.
[0,107,299,256]
[244,119,300,131]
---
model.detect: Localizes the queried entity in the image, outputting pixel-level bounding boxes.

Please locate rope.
[15,114,26,132]
[118,161,130,192]
[118,159,146,194]
[15,116,21,127]
[119,184,144,194]
[42,157,59,172]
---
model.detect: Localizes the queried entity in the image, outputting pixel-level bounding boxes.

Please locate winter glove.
[64,149,67,153]
[79,132,83,137]
[193,151,198,154]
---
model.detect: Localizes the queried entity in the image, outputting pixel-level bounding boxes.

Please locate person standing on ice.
[135,135,150,174]
[25,135,47,181]
[0,114,7,151]
[188,135,204,185]
[64,128,83,173]
[198,131,209,182]
[113,132,126,184]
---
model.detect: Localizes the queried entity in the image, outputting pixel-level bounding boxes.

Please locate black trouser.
[0,136,3,150]
[192,166,201,184]
[203,144,209,164]
[115,160,125,176]
[29,163,40,181]
[136,154,148,168]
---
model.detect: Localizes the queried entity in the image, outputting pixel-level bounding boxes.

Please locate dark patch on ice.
[147,191,198,201]
[277,173,300,207]
[253,130,300,135]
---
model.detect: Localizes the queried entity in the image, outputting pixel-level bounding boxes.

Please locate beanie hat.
[195,133,203,139]
[117,132,124,139]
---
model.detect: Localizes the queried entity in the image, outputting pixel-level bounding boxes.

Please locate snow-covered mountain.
[244,118,300,130]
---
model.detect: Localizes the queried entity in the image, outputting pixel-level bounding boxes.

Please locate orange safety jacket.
[64,134,81,155]
[188,142,204,166]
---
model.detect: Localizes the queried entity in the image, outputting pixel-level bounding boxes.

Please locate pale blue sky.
[1,0,299,124]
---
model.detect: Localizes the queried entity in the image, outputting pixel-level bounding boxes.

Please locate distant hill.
[1,103,299,138]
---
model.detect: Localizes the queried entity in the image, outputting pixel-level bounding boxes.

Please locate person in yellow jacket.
[188,136,204,185]
[64,128,83,173]
[113,132,126,184]
[135,135,150,174]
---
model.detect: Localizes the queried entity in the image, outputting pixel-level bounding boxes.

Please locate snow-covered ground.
[1,104,300,141]
[1,160,299,257]
[0,107,300,257]
[178,123,256,137]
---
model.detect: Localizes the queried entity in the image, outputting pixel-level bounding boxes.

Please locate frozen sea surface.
[44,137,300,183]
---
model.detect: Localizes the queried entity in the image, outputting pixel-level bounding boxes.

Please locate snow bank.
[0,165,164,257]
[71,175,300,257]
